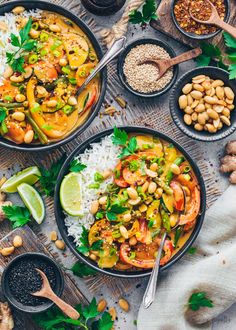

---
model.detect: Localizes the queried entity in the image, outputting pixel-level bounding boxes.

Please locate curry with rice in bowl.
[60,128,201,271]
[0,7,100,145]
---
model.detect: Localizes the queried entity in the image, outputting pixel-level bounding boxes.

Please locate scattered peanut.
[49,24,61,33]
[10,75,24,83]
[109,307,117,321]
[127,187,138,200]
[128,197,141,205]
[68,96,77,106]
[148,182,157,194]
[150,162,158,171]
[55,240,66,250]
[12,111,25,122]
[170,163,180,175]
[99,196,107,205]
[3,66,13,79]
[50,231,58,241]
[15,94,26,103]
[123,213,131,222]
[139,203,148,212]
[129,236,137,245]
[178,75,235,134]
[1,246,15,256]
[24,130,34,144]
[97,299,107,312]
[13,235,23,248]
[90,200,99,215]
[47,100,57,108]
[118,298,130,312]
[119,226,128,239]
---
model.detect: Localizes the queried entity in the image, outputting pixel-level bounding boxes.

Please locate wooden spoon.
[189,0,236,39]
[139,48,202,80]
[32,269,80,320]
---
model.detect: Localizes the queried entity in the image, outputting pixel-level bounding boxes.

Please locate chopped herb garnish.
[2,205,31,228]
[94,172,104,182]
[88,183,100,189]
[188,292,214,311]
[148,219,155,228]
[106,202,128,221]
[69,159,87,173]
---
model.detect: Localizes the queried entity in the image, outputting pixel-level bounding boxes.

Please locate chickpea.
[59,58,68,67]
[12,111,25,122]
[15,94,26,103]
[24,130,34,144]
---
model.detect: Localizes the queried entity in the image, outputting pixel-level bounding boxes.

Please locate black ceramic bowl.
[0,0,107,152]
[171,0,230,40]
[54,126,206,278]
[170,66,236,142]
[117,38,179,98]
[1,252,64,313]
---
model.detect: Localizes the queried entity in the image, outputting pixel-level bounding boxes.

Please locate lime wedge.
[17,183,45,224]
[1,166,41,193]
[60,172,83,216]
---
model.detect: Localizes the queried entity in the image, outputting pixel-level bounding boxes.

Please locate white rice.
[0,9,42,84]
[65,135,122,246]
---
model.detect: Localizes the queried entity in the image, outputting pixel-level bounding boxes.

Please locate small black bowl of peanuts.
[169,66,236,142]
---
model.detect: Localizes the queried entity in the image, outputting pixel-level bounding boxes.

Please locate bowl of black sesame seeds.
[1,252,64,313]
[117,38,179,98]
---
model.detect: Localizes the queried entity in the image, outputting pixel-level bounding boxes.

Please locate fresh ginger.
[220,141,236,184]
[0,302,14,330]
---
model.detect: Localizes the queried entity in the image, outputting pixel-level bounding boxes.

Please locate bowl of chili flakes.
[171,0,230,40]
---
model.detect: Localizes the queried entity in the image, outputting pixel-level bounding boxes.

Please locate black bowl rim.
[170,0,230,40]
[170,66,236,142]
[0,0,107,152]
[1,252,64,313]
[117,38,179,98]
[54,125,206,278]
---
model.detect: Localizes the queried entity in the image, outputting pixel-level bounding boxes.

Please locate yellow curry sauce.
[0,11,100,145]
[85,134,201,270]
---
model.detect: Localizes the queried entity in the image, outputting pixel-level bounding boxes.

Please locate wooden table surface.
[0,1,236,329]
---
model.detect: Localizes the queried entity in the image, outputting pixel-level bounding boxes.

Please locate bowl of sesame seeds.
[117,38,179,98]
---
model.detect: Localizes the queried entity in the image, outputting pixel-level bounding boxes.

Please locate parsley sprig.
[6,18,36,72]
[196,33,236,79]
[70,261,97,278]
[188,292,214,311]
[69,159,87,173]
[106,203,128,221]
[112,127,138,158]
[2,205,31,228]
[33,298,113,330]
[77,226,103,255]
[129,0,157,26]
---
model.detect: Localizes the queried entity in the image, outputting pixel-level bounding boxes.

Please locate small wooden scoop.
[139,48,202,80]
[32,269,80,320]
[189,0,236,39]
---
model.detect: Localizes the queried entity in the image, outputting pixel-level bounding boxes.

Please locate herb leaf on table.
[188,247,197,255]
[129,0,158,26]
[188,292,214,311]
[71,261,97,277]
[6,18,36,73]
[39,154,66,196]
[2,205,31,228]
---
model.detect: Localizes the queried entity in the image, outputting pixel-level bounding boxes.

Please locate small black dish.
[1,252,64,313]
[170,66,236,142]
[117,38,179,98]
[170,0,230,40]
[0,0,107,152]
[54,126,206,278]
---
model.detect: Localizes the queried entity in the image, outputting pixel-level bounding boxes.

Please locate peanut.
[129,236,137,245]
[207,109,219,120]
[12,111,25,122]
[170,164,180,175]
[13,235,23,248]
[97,299,107,313]
[182,83,192,94]
[128,197,141,205]
[55,240,66,250]
[1,246,15,256]
[90,200,99,215]
[123,213,131,222]
[12,6,25,14]
[50,231,58,241]
[99,196,107,205]
[212,79,224,88]
[190,90,203,100]
[49,24,61,33]
[148,182,157,194]
[118,298,130,312]
[59,58,68,67]
[119,226,128,239]
[224,87,234,100]
[150,162,158,171]
[24,130,34,144]
[178,95,188,109]
[127,187,138,200]
[220,115,231,126]
[109,307,117,321]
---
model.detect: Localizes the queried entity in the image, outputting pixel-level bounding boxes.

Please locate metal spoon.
[76,36,127,96]
[142,188,186,309]
[32,269,80,320]
[189,0,236,39]
[139,48,202,80]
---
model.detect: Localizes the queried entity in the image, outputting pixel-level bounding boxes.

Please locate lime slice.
[17,183,45,224]
[1,166,41,193]
[60,172,83,216]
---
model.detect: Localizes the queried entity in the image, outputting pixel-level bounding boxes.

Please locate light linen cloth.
[138,185,236,330]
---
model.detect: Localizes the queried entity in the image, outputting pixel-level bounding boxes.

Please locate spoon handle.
[166,48,202,68]
[216,19,236,39]
[142,231,167,309]
[76,36,126,96]
[47,291,80,320]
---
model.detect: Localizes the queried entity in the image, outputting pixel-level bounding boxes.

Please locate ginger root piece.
[0,302,14,330]
[220,141,236,184]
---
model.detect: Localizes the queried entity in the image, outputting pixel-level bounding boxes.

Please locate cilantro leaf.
[196,54,211,67]
[83,298,100,321]
[227,53,236,62]
[19,18,32,44]
[223,32,236,49]
[70,261,97,278]
[129,10,143,24]
[112,127,128,146]
[91,240,103,251]
[39,155,66,196]
[188,292,214,311]
[2,205,31,228]
[200,43,221,57]
[69,159,87,173]
[0,108,7,123]
[10,33,20,47]
[188,246,197,255]
[77,226,103,255]
[22,39,36,51]
[128,136,137,153]
[129,0,157,25]
[96,312,114,330]
[106,203,128,221]
[11,57,25,73]
[229,63,236,80]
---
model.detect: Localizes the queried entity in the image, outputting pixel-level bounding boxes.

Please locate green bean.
[0,102,25,109]
[25,112,49,145]
[166,156,185,185]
